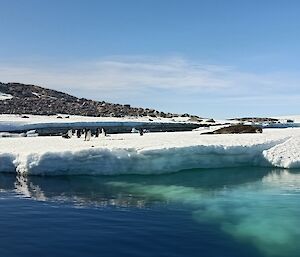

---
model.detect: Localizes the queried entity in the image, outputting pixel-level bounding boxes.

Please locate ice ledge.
[0,129,299,175]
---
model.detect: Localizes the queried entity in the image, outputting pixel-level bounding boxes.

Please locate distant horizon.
[1,0,300,118]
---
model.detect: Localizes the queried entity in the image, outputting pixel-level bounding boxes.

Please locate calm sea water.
[0,167,299,257]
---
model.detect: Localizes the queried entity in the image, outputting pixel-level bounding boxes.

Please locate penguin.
[95,128,100,137]
[76,129,82,138]
[139,128,144,136]
[101,128,107,136]
[85,129,92,141]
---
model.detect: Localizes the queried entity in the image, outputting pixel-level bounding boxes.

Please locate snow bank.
[0,92,13,100]
[0,128,300,175]
[263,136,300,168]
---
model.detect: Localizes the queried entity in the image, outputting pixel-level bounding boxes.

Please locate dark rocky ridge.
[0,82,198,119]
[229,117,279,122]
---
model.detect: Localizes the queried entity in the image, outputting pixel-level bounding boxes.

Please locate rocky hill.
[0,82,197,118]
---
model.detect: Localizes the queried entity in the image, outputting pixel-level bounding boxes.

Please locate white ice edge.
[1,128,300,175]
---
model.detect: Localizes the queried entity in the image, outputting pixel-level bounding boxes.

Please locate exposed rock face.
[203,125,263,134]
[206,118,215,123]
[0,82,197,118]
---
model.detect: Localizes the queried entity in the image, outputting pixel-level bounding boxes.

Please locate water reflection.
[1,168,300,256]
[0,167,271,207]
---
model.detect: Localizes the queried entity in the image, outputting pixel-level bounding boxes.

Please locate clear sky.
[0,0,300,118]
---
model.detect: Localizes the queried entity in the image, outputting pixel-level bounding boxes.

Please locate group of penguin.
[62,128,107,141]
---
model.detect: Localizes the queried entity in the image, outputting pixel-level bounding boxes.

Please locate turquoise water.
[0,168,300,257]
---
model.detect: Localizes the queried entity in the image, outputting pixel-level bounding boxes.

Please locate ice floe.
[0,128,299,175]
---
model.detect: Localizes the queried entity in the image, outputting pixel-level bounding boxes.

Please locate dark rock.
[181,113,190,117]
[188,116,202,122]
[206,119,215,123]
[230,117,279,123]
[203,125,263,135]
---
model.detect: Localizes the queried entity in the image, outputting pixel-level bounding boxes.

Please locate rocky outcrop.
[202,125,263,135]
[0,82,199,119]
[229,117,279,123]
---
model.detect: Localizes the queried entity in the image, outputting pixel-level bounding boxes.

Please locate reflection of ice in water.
[14,175,46,201]
[262,170,300,192]
[12,175,148,208]
[5,169,300,257]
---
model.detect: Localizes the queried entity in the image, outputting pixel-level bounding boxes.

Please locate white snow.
[31,92,40,98]
[0,127,300,175]
[274,115,300,123]
[263,135,300,168]
[0,92,13,100]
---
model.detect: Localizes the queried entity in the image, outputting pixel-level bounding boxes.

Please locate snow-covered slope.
[0,128,300,175]
[0,92,13,100]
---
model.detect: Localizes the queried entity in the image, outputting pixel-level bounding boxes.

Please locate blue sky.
[0,0,300,118]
